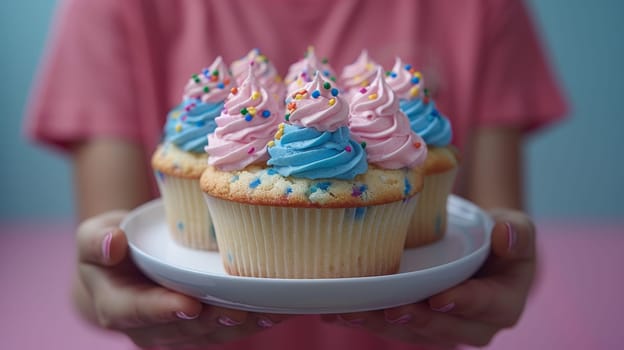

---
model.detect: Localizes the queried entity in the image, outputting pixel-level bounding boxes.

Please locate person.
[25,0,567,349]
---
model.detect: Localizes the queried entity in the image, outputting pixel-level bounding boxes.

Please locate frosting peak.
[285,72,348,132]
[207,65,283,171]
[231,49,286,104]
[348,68,428,169]
[285,46,337,94]
[385,57,423,101]
[183,56,233,103]
[340,50,380,97]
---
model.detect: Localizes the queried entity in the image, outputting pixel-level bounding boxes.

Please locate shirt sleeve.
[475,0,568,131]
[24,0,140,152]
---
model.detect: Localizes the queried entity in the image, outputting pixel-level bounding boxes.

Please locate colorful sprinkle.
[330,76,337,82]
[359,88,367,94]
[247,106,257,116]
[413,141,422,148]
[240,107,248,115]
[311,90,321,98]
[323,70,330,77]
[262,110,271,118]
[287,102,297,111]
[251,91,260,100]
[323,82,331,90]
[231,87,238,95]
[267,140,275,147]
[404,64,412,71]
[267,168,278,175]
[209,75,218,82]
[212,69,219,76]
[354,207,367,220]
[328,98,336,106]
[285,114,290,121]
[322,57,329,64]
[404,177,412,196]
[331,88,339,96]
[368,93,378,100]
[285,187,293,195]
[247,147,255,154]
[361,141,367,149]
[230,175,239,183]
[411,76,420,84]
[202,69,210,77]
[217,82,225,89]
[203,86,210,93]
[345,145,352,152]
[249,178,261,189]
[245,115,253,122]
[223,78,231,85]
[409,87,420,98]
[351,184,368,197]
[175,124,182,132]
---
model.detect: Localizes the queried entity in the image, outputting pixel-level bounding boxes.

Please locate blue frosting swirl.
[163,99,223,153]
[267,125,368,180]
[399,99,452,146]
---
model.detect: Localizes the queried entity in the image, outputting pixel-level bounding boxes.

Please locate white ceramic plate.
[122,195,493,314]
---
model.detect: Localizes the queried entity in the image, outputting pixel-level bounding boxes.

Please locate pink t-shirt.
[25,0,567,349]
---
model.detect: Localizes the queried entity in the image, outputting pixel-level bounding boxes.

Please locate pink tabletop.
[1,220,622,349]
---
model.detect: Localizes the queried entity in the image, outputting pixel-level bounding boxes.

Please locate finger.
[427,276,529,328]
[79,264,203,329]
[488,210,536,261]
[77,212,129,265]
[404,303,499,348]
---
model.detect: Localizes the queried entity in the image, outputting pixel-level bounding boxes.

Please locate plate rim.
[122,195,493,285]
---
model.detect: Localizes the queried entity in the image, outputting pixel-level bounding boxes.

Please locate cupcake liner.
[205,195,419,278]
[405,168,458,248]
[156,172,217,251]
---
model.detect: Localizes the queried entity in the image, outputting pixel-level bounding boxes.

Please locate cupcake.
[231,48,287,105]
[200,71,424,279]
[151,56,233,250]
[284,46,337,95]
[386,58,459,247]
[340,50,381,102]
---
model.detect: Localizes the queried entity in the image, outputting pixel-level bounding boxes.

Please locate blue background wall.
[1,0,622,220]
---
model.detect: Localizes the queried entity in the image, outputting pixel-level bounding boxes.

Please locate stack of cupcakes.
[150,48,460,279]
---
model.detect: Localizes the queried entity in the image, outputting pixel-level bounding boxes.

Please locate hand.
[323,209,536,348]
[74,211,288,349]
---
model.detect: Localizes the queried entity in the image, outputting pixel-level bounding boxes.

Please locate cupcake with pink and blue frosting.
[200,71,425,278]
[385,57,460,247]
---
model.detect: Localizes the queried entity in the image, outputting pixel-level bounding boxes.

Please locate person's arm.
[73,139,152,220]
[459,127,524,210]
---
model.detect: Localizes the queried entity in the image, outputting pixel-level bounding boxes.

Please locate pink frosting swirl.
[231,49,286,104]
[340,50,381,100]
[183,56,233,103]
[286,72,347,132]
[207,66,284,171]
[348,68,427,169]
[385,57,424,101]
[285,47,337,91]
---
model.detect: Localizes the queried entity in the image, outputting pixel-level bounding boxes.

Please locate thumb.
[488,209,536,261]
[77,211,129,266]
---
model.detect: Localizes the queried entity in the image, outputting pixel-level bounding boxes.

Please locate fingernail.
[431,302,455,313]
[337,315,366,327]
[385,313,413,325]
[257,317,274,328]
[217,316,242,327]
[176,311,198,320]
[506,222,517,252]
[101,232,112,262]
